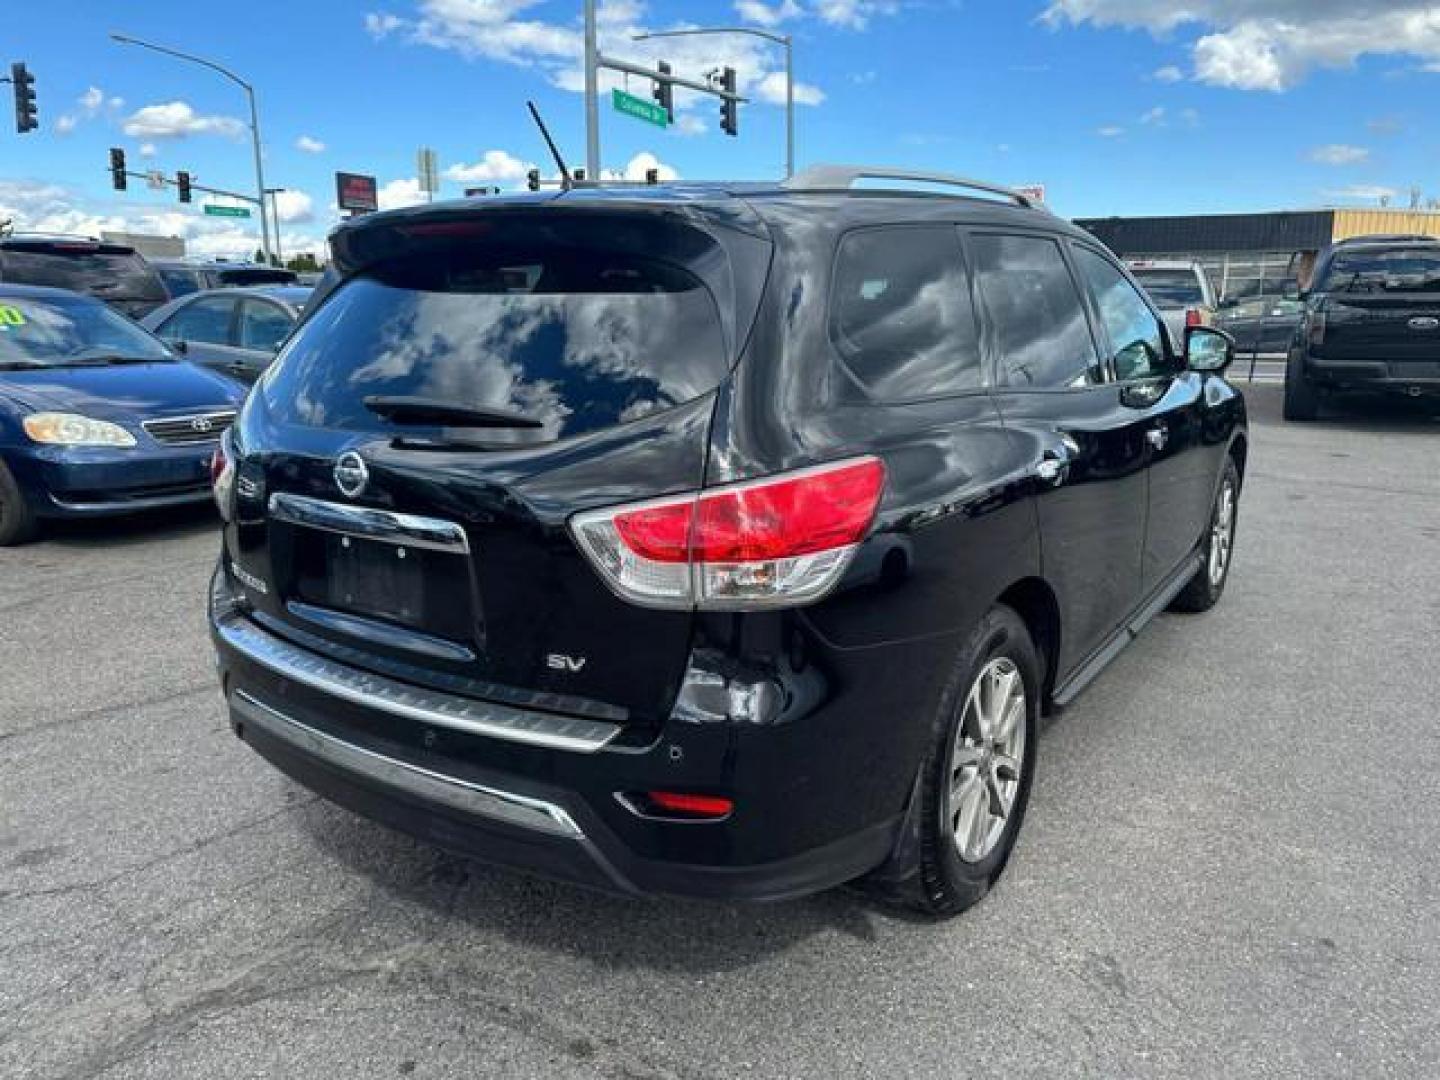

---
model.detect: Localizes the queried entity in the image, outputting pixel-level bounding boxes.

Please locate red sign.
[335,172,378,213]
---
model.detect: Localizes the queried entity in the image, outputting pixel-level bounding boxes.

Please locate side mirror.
[1185,326,1234,374]
[168,338,189,355]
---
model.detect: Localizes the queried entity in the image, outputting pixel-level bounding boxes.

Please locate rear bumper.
[209,567,913,901]
[5,441,217,517]
[1302,353,1440,395]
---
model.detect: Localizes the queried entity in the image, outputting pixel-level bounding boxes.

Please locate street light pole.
[632,26,795,179]
[583,0,600,179]
[265,188,285,265]
[109,32,273,263]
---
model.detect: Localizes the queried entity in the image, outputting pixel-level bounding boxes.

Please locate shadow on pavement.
[36,502,220,550]
[1239,382,1440,434]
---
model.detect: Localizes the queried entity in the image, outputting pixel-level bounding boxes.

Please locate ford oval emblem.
[1408,316,1440,331]
[333,451,369,499]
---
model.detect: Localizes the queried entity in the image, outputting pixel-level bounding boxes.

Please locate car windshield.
[0,294,175,368]
[0,247,166,300]
[263,249,729,442]
[1130,269,1206,308]
[1322,249,1440,293]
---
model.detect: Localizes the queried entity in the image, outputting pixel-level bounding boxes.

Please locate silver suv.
[1127,260,1220,349]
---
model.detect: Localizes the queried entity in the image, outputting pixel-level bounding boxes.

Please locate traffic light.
[719,67,738,137]
[176,171,192,204]
[526,168,541,192]
[652,60,674,122]
[11,62,37,133]
[109,147,127,191]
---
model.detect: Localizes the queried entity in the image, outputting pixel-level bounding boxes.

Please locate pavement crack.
[0,683,218,743]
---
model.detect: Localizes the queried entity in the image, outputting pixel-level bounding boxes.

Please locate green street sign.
[612,88,669,128]
[203,204,251,219]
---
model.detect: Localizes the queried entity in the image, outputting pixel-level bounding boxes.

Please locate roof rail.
[784,165,1042,209]
[1332,233,1436,246]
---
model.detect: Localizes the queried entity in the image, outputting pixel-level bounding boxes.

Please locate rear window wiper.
[362,395,544,429]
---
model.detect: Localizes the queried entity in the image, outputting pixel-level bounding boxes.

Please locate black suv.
[210,167,1247,916]
[0,235,168,319]
[152,260,299,299]
[1286,234,1440,420]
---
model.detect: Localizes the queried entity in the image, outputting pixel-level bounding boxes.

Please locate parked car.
[209,167,1247,917]
[1285,234,1440,420]
[142,286,311,384]
[1216,295,1305,356]
[0,235,169,320]
[151,260,299,299]
[0,285,245,545]
[1127,259,1220,348]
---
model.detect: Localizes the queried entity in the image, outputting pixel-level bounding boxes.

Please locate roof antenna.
[527,100,573,191]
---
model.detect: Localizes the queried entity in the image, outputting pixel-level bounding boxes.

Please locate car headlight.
[22,412,138,448]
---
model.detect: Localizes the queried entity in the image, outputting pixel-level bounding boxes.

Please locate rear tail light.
[211,430,236,520]
[570,456,886,611]
[1185,308,1203,328]
[641,791,734,819]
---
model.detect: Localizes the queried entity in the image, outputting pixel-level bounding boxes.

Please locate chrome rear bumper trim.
[268,492,470,554]
[215,613,621,753]
[231,690,584,839]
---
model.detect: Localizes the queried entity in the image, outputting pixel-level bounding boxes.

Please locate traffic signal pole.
[582,0,746,180]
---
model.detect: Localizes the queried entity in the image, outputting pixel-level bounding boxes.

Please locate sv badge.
[546,653,588,673]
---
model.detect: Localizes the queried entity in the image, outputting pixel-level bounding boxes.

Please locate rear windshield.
[1321,248,1440,293]
[0,247,166,300]
[262,248,729,441]
[217,267,297,286]
[1130,269,1206,308]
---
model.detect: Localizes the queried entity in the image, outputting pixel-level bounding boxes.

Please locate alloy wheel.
[1209,479,1236,587]
[949,658,1027,863]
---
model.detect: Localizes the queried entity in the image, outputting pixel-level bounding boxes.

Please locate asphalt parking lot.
[3,383,1438,1080]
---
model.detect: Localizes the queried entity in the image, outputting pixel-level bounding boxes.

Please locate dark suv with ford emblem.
[209,167,1247,917]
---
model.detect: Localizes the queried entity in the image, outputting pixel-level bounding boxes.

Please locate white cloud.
[756,71,827,105]
[272,190,316,223]
[1325,184,1399,203]
[295,134,327,153]
[1097,125,1125,137]
[600,151,679,183]
[1310,143,1370,165]
[1139,106,1166,125]
[675,114,708,136]
[1179,107,1201,126]
[123,101,245,140]
[79,87,105,114]
[1152,64,1184,82]
[139,143,158,158]
[54,85,119,135]
[1043,1,1440,91]
[851,69,878,84]
[444,149,532,183]
[735,0,804,26]
[377,177,428,210]
[55,115,78,135]
[366,0,837,120]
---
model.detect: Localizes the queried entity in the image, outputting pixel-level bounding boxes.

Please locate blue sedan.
[0,284,246,545]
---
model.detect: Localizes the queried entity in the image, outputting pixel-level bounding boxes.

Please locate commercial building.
[1075,207,1440,300]
[100,231,185,259]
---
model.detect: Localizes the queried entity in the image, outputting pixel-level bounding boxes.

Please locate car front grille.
[142,410,237,446]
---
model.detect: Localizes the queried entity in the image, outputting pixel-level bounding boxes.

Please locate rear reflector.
[1185,308,1203,328]
[570,457,885,611]
[211,431,236,520]
[644,791,734,818]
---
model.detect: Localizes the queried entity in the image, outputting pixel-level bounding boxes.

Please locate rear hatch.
[1316,246,1440,373]
[0,241,169,319]
[224,199,771,731]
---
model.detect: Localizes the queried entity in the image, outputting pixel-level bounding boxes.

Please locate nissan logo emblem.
[333,451,370,499]
[190,416,214,433]
[1408,317,1439,332]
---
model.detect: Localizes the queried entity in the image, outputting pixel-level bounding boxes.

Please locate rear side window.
[263,249,729,441]
[161,296,237,345]
[1074,248,1171,381]
[970,233,1102,389]
[1130,268,1206,308]
[156,265,203,297]
[238,299,293,351]
[829,226,981,400]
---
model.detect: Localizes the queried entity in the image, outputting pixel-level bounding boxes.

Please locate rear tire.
[0,460,39,547]
[881,605,1041,919]
[1283,351,1321,421]
[1170,457,1240,614]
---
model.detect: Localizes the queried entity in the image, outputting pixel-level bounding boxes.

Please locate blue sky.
[6,0,1439,258]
